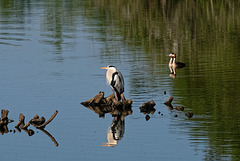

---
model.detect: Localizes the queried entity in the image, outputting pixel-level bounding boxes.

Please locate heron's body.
[101,65,124,101]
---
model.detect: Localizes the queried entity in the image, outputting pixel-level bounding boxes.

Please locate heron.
[101,65,124,101]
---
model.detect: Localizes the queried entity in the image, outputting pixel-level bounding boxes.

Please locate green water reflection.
[0,0,240,160]
[70,1,240,160]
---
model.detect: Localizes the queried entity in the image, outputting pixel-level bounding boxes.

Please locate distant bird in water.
[169,53,185,68]
[101,65,124,101]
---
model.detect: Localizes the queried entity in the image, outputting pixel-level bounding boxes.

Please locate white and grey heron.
[101,65,124,101]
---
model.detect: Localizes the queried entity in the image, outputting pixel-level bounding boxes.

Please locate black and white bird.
[169,53,185,68]
[101,65,124,101]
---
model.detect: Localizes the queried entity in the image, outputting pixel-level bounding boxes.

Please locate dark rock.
[185,111,194,118]
[175,106,184,111]
[164,96,174,105]
[139,100,156,115]
[145,115,150,121]
[28,129,35,136]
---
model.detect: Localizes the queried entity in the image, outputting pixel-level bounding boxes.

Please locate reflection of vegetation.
[1,0,240,159]
[80,0,240,160]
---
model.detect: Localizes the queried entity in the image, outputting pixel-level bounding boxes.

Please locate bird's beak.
[102,143,115,147]
[102,144,109,146]
[101,67,108,69]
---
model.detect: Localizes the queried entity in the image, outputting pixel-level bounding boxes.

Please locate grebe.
[101,65,124,101]
[169,53,173,68]
[169,53,185,68]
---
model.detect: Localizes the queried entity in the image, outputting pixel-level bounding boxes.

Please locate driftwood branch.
[31,116,46,126]
[1,109,9,119]
[0,109,12,126]
[14,113,34,136]
[0,110,12,134]
[33,110,58,129]
[82,91,105,105]
[164,96,174,105]
[163,96,174,110]
[15,110,58,139]
[15,113,31,129]
[1,109,58,146]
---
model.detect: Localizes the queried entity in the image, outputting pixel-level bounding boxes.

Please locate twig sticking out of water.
[0,109,14,135]
[15,113,31,129]
[15,110,59,146]
[33,110,58,129]
[164,96,174,105]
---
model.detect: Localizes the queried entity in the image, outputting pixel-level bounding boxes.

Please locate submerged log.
[82,92,132,107]
[81,92,133,117]
[14,111,59,145]
[30,115,46,125]
[0,109,13,134]
[164,96,174,105]
[82,91,105,105]
[33,110,58,129]
[139,100,156,115]
[15,113,32,129]
[15,111,58,129]
[175,106,184,111]
[185,111,194,118]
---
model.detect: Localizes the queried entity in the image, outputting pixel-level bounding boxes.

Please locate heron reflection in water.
[168,53,185,78]
[102,115,125,147]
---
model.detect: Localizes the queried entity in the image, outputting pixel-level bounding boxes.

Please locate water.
[0,0,240,161]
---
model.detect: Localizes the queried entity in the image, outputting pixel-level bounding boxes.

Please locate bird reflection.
[102,115,125,147]
[168,53,185,78]
[81,100,132,147]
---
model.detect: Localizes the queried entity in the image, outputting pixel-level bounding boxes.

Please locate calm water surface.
[0,1,240,161]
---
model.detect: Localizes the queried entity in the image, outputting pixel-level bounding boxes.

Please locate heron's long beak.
[102,143,116,147]
[102,144,110,147]
[101,67,108,69]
